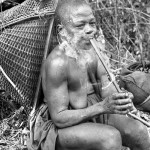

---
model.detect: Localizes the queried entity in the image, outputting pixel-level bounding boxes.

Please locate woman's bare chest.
[68,57,89,91]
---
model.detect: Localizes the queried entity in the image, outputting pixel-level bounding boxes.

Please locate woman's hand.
[101,92,133,115]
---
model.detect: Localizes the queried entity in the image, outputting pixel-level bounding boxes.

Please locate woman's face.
[63,4,97,50]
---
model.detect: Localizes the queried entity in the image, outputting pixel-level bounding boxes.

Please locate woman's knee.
[57,123,122,150]
[76,125,122,150]
[124,119,148,140]
[101,128,122,150]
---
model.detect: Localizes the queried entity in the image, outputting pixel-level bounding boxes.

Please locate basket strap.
[30,16,54,116]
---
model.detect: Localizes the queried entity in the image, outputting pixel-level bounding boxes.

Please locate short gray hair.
[55,0,89,25]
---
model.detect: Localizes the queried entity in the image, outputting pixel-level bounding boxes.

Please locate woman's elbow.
[51,115,67,129]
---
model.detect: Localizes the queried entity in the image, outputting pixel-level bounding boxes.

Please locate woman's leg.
[108,114,150,150]
[56,122,122,150]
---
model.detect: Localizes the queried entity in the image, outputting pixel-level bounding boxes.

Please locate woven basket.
[0,0,57,113]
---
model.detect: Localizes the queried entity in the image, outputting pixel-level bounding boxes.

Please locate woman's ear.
[57,23,64,34]
[58,25,71,43]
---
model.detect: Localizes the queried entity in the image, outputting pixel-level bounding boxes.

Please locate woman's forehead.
[71,4,93,17]
[69,5,94,22]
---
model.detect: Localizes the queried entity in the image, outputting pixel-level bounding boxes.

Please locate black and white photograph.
[0,0,150,150]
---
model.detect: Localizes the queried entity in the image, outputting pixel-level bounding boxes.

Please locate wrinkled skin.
[59,4,97,50]
[58,4,133,115]
[42,2,150,150]
[101,92,137,114]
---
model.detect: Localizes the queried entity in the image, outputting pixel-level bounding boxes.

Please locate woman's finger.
[115,98,132,105]
[114,109,130,115]
[112,92,130,100]
[115,103,132,110]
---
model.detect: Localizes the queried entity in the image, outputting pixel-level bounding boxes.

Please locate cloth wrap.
[27,93,107,150]
[27,104,58,150]
[118,70,150,111]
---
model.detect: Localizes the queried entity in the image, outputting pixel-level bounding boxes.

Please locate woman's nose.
[84,24,95,34]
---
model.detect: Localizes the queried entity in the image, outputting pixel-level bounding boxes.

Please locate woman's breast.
[69,90,88,109]
[68,71,94,109]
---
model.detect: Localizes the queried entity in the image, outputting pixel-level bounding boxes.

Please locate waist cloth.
[27,93,108,150]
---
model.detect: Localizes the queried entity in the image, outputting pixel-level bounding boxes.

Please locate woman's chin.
[80,41,92,50]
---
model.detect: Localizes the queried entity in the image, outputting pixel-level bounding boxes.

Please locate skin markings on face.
[62,4,97,50]
[69,6,96,34]
[70,5,94,23]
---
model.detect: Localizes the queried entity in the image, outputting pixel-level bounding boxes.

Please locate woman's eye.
[76,24,84,28]
[90,22,96,26]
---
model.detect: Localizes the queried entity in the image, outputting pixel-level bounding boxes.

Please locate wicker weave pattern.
[0,0,55,29]
[0,0,56,112]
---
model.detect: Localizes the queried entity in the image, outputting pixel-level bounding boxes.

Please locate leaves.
[93,0,150,67]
